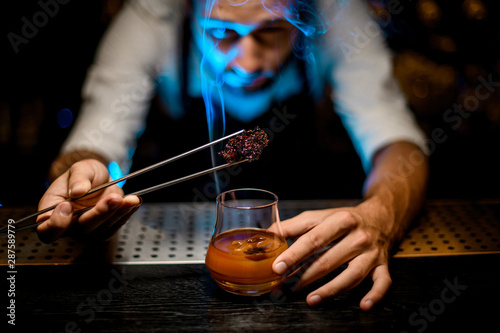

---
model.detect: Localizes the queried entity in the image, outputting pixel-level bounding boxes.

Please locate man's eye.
[260,25,284,33]
[208,27,235,39]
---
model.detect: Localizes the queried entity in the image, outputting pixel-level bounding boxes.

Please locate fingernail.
[308,294,322,306]
[364,299,374,310]
[60,202,73,217]
[274,261,288,275]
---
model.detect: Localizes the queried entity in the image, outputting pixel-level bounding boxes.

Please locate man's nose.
[229,35,264,74]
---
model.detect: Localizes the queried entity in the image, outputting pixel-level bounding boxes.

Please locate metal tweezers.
[0,130,247,236]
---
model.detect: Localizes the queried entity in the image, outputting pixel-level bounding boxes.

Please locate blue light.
[108,161,126,188]
[202,17,257,38]
[194,0,328,138]
[57,108,73,128]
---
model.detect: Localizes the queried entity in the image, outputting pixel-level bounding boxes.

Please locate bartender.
[36,0,429,311]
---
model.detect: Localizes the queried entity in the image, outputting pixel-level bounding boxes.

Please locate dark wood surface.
[8,253,499,333]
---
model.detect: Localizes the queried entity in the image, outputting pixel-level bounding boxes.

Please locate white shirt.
[61,0,428,173]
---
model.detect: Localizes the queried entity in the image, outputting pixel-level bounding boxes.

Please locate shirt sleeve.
[318,0,429,173]
[60,0,184,172]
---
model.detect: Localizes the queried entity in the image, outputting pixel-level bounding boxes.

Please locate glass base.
[212,277,283,296]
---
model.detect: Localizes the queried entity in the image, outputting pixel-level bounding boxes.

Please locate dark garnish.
[219,127,269,163]
[243,246,271,255]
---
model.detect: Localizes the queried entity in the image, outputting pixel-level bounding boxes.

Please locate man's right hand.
[36,159,141,243]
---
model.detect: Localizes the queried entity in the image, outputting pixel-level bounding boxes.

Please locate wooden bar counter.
[2,199,499,333]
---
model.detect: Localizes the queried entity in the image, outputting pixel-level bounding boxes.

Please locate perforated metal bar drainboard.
[1,199,499,265]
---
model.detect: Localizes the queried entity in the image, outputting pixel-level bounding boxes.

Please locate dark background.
[1,0,499,206]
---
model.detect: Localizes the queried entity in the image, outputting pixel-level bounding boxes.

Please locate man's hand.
[272,142,429,311]
[273,201,393,311]
[36,159,141,243]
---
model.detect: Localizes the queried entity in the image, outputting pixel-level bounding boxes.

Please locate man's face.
[193,0,299,91]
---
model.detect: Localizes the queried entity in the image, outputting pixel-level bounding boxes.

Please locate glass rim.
[216,188,278,210]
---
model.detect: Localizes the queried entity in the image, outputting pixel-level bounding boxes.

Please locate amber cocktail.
[205,189,286,295]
